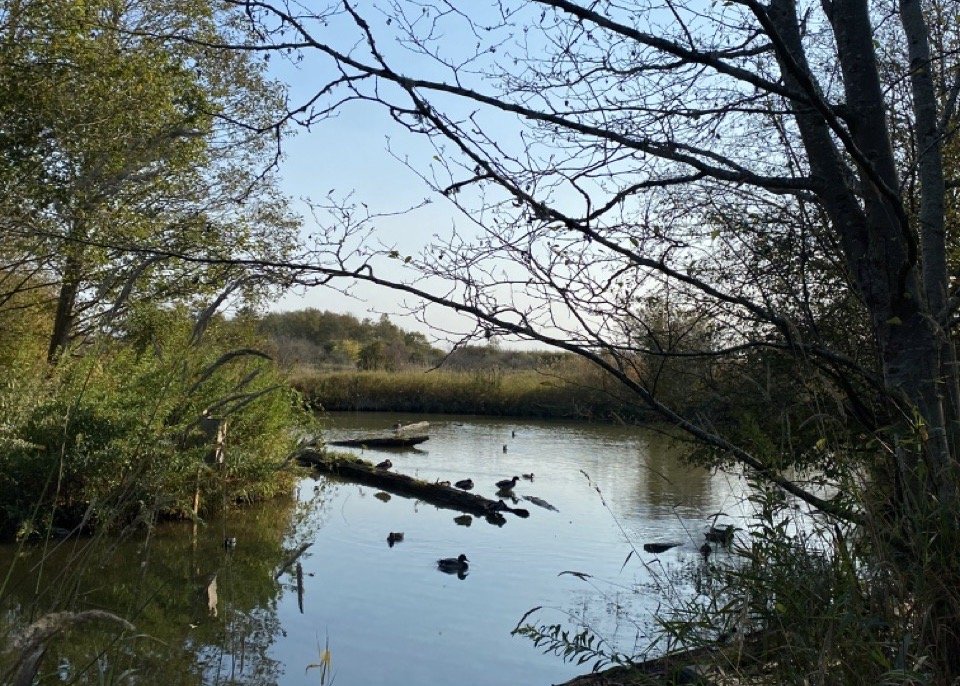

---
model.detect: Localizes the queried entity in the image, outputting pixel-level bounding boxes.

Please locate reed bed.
[291,367,650,421]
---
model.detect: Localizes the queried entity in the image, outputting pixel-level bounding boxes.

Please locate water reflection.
[313,412,751,684]
[0,413,751,686]
[0,489,327,685]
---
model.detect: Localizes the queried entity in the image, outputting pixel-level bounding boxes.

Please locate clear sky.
[266,48,481,342]
[258,1,644,349]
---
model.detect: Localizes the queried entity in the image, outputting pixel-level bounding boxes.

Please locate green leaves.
[0,0,299,358]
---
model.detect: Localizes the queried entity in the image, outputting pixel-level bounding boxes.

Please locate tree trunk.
[47,276,79,364]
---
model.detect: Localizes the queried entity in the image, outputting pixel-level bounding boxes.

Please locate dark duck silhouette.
[375,459,393,470]
[437,554,469,574]
[387,532,404,547]
[705,525,735,545]
[643,542,681,554]
[454,479,474,490]
[495,476,520,492]
[521,473,534,481]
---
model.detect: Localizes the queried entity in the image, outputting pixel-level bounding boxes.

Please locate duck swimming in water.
[705,525,735,545]
[375,459,393,470]
[454,479,474,490]
[495,476,520,491]
[387,532,404,547]
[521,473,534,481]
[437,554,469,573]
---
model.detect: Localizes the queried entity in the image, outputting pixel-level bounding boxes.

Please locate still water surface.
[1,413,749,685]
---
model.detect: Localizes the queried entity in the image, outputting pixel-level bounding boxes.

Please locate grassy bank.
[292,367,652,421]
[0,310,314,541]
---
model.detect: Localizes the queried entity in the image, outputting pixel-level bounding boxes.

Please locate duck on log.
[297,449,525,525]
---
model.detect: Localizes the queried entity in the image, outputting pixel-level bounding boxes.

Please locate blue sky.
[260,6,527,344]
[268,56,467,337]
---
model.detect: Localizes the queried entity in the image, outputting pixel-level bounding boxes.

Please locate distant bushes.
[268,308,739,423]
[258,309,442,370]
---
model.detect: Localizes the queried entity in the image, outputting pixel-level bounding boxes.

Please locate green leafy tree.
[0,0,298,361]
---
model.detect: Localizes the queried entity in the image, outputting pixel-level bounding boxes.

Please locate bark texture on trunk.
[47,276,78,364]
[768,0,959,679]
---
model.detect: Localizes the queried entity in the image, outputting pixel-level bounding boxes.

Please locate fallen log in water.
[557,630,775,686]
[296,449,523,525]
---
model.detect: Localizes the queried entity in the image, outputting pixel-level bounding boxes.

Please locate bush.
[0,308,313,540]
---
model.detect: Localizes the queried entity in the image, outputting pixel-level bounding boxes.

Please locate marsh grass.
[292,366,650,421]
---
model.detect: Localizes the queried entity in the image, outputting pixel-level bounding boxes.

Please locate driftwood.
[328,421,430,449]
[297,449,522,525]
[328,435,428,448]
[558,631,776,686]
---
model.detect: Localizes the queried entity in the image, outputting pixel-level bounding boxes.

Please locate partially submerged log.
[327,421,430,449]
[558,630,775,686]
[328,435,428,448]
[297,449,522,525]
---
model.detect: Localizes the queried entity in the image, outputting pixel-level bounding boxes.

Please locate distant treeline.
[257,309,661,421]
[257,308,566,372]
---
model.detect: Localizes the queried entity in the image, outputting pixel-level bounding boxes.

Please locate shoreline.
[291,368,658,422]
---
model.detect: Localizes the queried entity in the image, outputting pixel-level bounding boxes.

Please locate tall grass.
[0,308,319,684]
[291,366,652,421]
[0,308,314,541]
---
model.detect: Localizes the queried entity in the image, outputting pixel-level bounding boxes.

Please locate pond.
[0,412,750,685]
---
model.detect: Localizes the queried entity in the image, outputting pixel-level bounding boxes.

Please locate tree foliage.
[0,0,299,360]
[258,308,442,368]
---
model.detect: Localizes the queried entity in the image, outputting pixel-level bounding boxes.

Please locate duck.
[705,524,735,545]
[224,537,237,550]
[454,514,473,526]
[454,479,474,490]
[521,473,534,481]
[485,511,507,526]
[435,480,451,487]
[437,554,469,573]
[643,542,681,554]
[495,475,520,491]
[387,532,404,547]
[375,459,393,470]
[502,444,508,453]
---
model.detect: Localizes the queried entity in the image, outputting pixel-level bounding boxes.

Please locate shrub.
[0,308,313,540]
